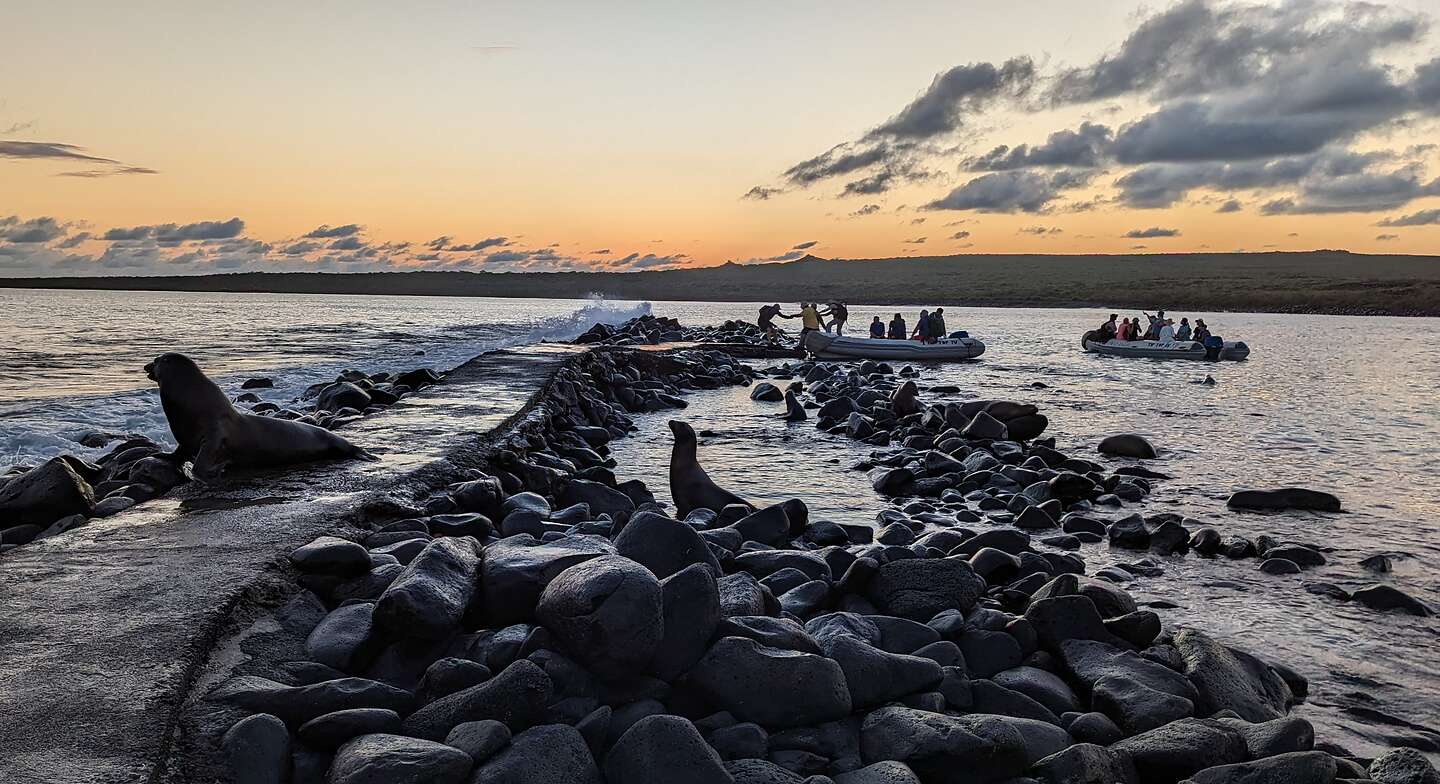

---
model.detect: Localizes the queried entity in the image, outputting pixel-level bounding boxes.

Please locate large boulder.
[603,715,731,784]
[1226,488,1341,512]
[1173,629,1294,722]
[1368,747,1440,784]
[1098,434,1156,459]
[306,602,381,672]
[318,382,372,413]
[536,555,664,680]
[866,557,986,621]
[860,708,1069,781]
[823,636,943,709]
[402,659,552,740]
[1186,750,1337,784]
[688,636,852,727]
[221,713,290,784]
[559,479,635,520]
[614,510,721,579]
[209,676,412,727]
[1027,742,1138,784]
[373,536,482,640]
[470,724,601,784]
[1110,718,1247,783]
[479,534,614,625]
[0,457,95,527]
[329,733,472,784]
[653,563,721,680]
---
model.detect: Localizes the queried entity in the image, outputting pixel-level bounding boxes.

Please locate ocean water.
[3,288,1438,757]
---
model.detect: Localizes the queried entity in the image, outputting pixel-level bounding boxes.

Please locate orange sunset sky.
[3,0,1439,276]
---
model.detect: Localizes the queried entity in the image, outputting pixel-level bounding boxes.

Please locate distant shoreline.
[5,251,1439,317]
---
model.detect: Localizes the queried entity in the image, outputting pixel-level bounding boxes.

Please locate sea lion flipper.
[190,436,229,484]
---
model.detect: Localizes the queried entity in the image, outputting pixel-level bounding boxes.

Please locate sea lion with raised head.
[145,352,376,482]
[782,389,808,422]
[667,420,752,519]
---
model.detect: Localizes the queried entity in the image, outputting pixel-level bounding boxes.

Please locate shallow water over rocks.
[609,305,1440,759]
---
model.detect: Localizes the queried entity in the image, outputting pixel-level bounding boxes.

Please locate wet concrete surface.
[0,344,581,784]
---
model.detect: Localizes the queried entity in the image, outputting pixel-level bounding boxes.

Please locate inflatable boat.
[804,331,985,361]
[1082,337,1250,361]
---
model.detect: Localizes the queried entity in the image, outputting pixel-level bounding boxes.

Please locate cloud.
[590,248,611,254]
[866,58,1037,142]
[1123,226,1181,238]
[328,236,365,250]
[1018,226,1063,235]
[792,240,818,250]
[0,216,66,243]
[443,237,510,252]
[55,166,159,178]
[1376,233,1400,240]
[304,223,363,238]
[963,122,1113,170]
[924,169,1092,213]
[0,140,117,164]
[2,121,37,136]
[904,237,927,244]
[742,185,784,200]
[1258,165,1440,214]
[1377,208,1440,226]
[58,231,92,248]
[950,230,971,240]
[1216,198,1243,213]
[101,217,246,242]
[850,204,881,217]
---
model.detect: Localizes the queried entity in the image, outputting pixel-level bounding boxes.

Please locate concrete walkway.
[0,344,581,784]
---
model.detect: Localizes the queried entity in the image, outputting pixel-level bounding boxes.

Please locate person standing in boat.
[797,302,828,344]
[929,308,947,341]
[1175,317,1193,341]
[869,316,885,338]
[887,312,907,339]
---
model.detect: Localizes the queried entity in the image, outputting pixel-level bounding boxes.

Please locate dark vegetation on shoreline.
[5,251,1439,316]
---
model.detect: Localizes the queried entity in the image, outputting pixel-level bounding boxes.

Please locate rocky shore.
[169,320,1436,784]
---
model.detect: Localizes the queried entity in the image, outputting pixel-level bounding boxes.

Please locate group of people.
[756,302,956,345]
[1096,310,1212,343]
[868,308,950,343]
[758,302,850,343]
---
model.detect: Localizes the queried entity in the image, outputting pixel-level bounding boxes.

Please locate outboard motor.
[1203,335,1224,361]
[1081,329,1102,349]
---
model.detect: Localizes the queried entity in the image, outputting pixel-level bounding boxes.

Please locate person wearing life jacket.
[887,313,907,339]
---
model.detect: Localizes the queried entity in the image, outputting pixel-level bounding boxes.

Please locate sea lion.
[782,389,808,422]
[667,420,752,519]
[145,352,375,482]
[890,380,923,417]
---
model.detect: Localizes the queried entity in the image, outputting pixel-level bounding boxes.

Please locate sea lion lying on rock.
[668,420,752,518]
[145,352,376,482]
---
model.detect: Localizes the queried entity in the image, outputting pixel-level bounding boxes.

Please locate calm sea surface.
[3,288,1438,757]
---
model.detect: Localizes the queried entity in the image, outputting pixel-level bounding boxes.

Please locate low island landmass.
[5,251,1440,316]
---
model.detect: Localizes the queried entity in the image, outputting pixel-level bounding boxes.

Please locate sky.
[3,0,1439,277]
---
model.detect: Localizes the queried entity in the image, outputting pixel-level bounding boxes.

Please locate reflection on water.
[609,304,1440,759]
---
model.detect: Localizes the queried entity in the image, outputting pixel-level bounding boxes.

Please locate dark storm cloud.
[963,122,1113,171]
[1112,149,1392,208]
[304,223,363,238]
[1123,226,1181,238]
[0,216,66,243]
[1377,208,1440,226]
[924,170,1093,213]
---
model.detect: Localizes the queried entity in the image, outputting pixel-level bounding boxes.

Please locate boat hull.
[805,332,985,361]
[1083,338,1250,361]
